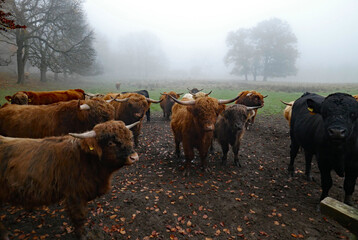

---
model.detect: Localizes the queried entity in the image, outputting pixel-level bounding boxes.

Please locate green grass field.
[1,72,358,116]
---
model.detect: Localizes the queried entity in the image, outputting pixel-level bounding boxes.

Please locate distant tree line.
[225,18,298,81]
[0,0,97,84]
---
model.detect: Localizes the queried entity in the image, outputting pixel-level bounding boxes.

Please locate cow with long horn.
[169,93,240,174]
[0,99,115,138]
[0,120,139,239]
[213,104,263,166]
[235,90,267,129]
[104,92,162,146]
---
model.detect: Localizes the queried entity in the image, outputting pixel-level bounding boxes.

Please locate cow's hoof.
[344,195,353,206]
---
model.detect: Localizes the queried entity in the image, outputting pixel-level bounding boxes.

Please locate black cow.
[289,92,358,205]
[122,90,151,122]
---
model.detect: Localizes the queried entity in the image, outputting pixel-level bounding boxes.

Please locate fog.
[83,0,358,82]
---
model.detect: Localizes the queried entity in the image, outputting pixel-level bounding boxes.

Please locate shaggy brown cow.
[0,120,139,239]
[169,94,240,174]
[235,90,267,128]
[104,92,161,146]
[213,104,262,166]
[160,91,183,119]
[5,89,85,105]
[280,100,294,125]
[0,99,114,138]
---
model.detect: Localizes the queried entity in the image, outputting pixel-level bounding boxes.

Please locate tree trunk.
[263,75,267,81]
[54,72,58,81]
[245,73,248,81]
[16,30,26,84]
[40,67,47,82]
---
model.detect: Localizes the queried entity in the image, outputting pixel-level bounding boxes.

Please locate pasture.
[0,72,358,239]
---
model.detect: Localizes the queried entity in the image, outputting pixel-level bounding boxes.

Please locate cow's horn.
[146,97,162,103]
[280,100,292,106]
[205,90,212,96]
[70,130,96,139]
[199,88,204,91]
[113,98,129,103]
[246,105,263,110]
[166,94,196,105]
[84,92,95,97]
[80,104,90,110]
[218,95,241,105]
[263,95,268,98]
[126,121,140,129]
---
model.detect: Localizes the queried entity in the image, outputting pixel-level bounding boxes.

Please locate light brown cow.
[169,94,240,174]
[5,89,85,105]
[280,100,294,125]
[0,120,139,239]
[0,99,115,138]
[160,91,183,119]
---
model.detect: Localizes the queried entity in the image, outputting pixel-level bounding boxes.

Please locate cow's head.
[169,94,240,132]
[5,92,29,105]
[70,120,139,168]
[223,104,262,132]
[307,93,358,143]
[236,91,266,107]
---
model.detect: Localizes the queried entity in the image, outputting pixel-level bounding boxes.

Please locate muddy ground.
[1,112,356,239]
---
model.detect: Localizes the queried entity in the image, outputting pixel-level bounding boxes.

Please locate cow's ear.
[5,96,11,102]
[307,99,321,114]
[80,138,103,159]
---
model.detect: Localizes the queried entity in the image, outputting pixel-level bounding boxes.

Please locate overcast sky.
[83,0,358,81]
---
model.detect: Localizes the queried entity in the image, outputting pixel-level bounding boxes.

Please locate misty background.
[83,0,358,82]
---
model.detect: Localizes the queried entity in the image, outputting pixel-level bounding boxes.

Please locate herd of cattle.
[0,87,357,239]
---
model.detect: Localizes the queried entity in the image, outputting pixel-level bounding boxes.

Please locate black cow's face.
[307,93,358,143]
[224,105,248,132]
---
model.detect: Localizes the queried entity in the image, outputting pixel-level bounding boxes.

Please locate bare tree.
[225,18,298,81]
[1,0,95,83]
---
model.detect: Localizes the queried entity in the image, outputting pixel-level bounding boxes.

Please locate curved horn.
[84,92,95,97]
[69,130,96,139]
[246,105,263,110]
[146,97,162,103]
[177,93,184,96]
[199,88,204,92]
[280,100,293,106]
[80,104,90,110]
[126,121,140,129]
[263,95,268,98]
[167,94,196,105]
[205,90,212,96]
[218,95,241,105]
[114,98,129,103]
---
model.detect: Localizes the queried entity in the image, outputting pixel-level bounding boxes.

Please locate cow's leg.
[146,109,150,122]
[0,222,10,240]
[220,143,229,166]
[304,151,314,181]
[318,166,332,202]
[343,170,357,206]
[162,110,166,118]
[66,198,88,240]
[232,143,241,167]
[288,140,300,177]
[182,141,194,175]
[174,138,181,159]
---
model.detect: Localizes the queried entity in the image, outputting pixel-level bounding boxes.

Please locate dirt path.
[1,112,354,239]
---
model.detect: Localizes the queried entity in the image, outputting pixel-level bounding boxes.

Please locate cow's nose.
[328,127,347,139]
[204,124,214,131]
[126,152,139,165]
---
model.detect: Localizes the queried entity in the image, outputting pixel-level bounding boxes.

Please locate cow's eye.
[108,141,116,147]
[350,112,356,119]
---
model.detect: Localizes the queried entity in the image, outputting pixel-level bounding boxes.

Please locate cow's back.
[290,93,325,151]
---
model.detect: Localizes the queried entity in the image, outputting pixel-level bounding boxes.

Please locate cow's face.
[5,92,28,105]
[189,98,221,132]
[81,121,138,168]
[224,105,248,132]
[307,93,358,143]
